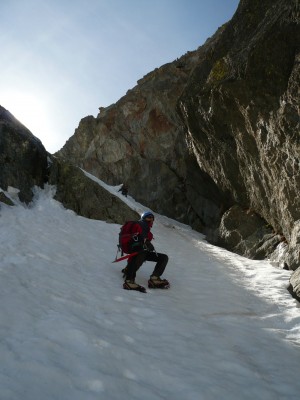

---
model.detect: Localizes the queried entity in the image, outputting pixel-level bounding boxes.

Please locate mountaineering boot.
[123,279,146,293]
[148,275,170,289]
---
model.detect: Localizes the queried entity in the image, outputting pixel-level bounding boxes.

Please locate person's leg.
[145,252,168,277]
[125,251,148,281]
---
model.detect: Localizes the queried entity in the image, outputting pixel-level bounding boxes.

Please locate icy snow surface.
[0,179,300,400]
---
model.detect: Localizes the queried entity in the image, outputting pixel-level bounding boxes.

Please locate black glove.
[144,240,154,252]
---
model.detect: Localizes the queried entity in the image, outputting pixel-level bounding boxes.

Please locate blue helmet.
[141,211,155,220]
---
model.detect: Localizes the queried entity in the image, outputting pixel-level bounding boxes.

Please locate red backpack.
[119,221,142,254]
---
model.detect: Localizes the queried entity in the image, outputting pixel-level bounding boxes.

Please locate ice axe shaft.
[112,252,139,263]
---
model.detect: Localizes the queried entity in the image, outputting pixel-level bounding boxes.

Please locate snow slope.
[0,182,300,400]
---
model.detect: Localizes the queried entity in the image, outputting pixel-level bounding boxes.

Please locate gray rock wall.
[0,105,138,225]
[57,59,225,232]
[48,157,139,224]
[0,106,48,203]
[180,0,300,269]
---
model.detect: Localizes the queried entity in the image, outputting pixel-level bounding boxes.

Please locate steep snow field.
[0,182,300,400]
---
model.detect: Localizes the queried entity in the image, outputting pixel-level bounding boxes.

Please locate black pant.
[125,250,168,281]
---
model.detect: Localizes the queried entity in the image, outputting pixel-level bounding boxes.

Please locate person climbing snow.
[118,184,128,197]
[119,211,169,292]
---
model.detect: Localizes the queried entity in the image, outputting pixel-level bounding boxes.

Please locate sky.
[0,0,239,153]
[1,176,300,399]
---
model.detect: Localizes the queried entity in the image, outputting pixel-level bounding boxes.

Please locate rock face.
[0,106,48,203]
[56,52,225,233]
[180,0,300,267]
[217,205,282,260]
[289,267,300,302]
[57,0,299,269]
[0,105,138,224]
[48,157,139,224]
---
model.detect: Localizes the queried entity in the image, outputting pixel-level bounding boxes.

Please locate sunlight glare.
[2,91,48,135]
[0,90,60,151]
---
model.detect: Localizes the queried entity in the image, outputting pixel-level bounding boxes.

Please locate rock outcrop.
[48,157,139,224]
[0,105,138,224]
[217,205,282,260]
[289,267,300,302]
[0,106,48,203]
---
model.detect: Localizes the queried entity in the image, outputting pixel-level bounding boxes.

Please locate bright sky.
[0,0,239,153]
[1,178,300,399]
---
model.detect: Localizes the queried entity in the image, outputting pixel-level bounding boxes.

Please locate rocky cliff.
[0,106,48,203]
[0,105,138,224]
[180,0,300,269]
[57,0,299,270]
[57,32,227,234]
